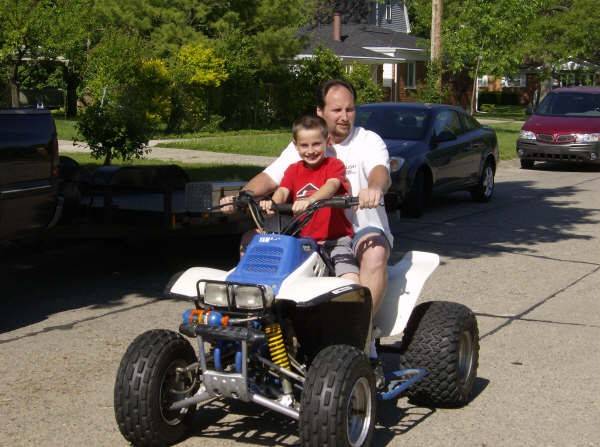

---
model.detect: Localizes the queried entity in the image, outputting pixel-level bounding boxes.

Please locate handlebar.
[271,196,360,214]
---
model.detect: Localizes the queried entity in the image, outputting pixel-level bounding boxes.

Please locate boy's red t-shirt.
[279,157,353,242]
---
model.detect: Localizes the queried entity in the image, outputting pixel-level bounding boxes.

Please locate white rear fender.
[375,251,440,337]
[167,267,231,299]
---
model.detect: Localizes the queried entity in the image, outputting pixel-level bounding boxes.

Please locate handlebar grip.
[272,203,294,214]
[319,196,359,208]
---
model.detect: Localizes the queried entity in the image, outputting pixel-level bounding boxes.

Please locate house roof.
[298,23,427,63]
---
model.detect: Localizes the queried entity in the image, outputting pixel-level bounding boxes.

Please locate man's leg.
[353,232,390,315]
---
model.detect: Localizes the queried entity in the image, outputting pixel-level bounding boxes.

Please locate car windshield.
[536,92,600,117]
[356,107,430,140]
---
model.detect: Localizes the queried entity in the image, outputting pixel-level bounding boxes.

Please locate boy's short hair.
[292,115,328,142]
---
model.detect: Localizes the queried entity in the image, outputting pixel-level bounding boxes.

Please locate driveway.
[1,160,599,446]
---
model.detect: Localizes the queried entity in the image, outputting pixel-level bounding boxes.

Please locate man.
[223,79,392,321]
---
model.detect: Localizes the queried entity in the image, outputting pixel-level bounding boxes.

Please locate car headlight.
[201,282,229,307]
[519,130,536,140]
[234,285,274,310]
[574,133,600,143]
[389,156,405,173]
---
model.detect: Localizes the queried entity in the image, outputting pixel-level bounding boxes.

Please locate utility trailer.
[55,158,252,240]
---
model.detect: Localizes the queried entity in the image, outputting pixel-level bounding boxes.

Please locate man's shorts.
[321,236,359,277]
[351,226,393,256]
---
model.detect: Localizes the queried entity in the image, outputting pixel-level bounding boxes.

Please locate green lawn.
[157,132,290,156]
[62,153,263,182]
[475,104,527,120]
[54,117,80,141]
[485,121,522,160]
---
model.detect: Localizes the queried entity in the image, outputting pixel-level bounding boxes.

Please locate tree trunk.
[64,68,80,118]
[9,64,20,108]
[103,148,112,166]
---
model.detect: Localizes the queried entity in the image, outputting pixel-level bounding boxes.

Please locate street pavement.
[1,159,599,446]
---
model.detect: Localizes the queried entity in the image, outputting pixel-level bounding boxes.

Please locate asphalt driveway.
[1,159,599,446]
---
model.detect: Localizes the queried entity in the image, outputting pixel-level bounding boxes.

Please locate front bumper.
[517,140,600,163]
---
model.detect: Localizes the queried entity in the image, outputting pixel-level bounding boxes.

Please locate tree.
[345,63,383,105]
[406,0,545,111]
[0,0,57,106]
[77,33,169,165]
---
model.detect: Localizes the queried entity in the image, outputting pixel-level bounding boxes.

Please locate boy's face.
[294,128,327,168]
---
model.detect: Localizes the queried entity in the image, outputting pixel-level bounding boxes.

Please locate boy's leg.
[323,236,359,281]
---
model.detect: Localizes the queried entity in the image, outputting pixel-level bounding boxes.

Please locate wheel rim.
[482,166,494,197]
[458,330,474,384]
[159,359,192,426]
[346,377,372,446]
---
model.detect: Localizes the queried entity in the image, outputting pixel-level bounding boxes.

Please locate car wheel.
[520,159,534,169]
[470,160,495,202]
[401,169,427,218]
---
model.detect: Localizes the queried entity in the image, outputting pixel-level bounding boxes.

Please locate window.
[502,73,527,88]
[460,112,481,132]
[406,62,416,89]
[385,0,392,23]
[477,75,488,87]
[433,110,463,136]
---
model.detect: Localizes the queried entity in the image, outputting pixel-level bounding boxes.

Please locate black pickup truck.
[0,109,62,241]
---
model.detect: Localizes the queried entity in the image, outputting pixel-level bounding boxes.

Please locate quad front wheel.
[300,345,376,447]
[114,329,198,446]
[399,301,479,407]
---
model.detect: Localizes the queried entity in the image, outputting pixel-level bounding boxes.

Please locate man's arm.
[242,172,278,197]
[358,165,391,209]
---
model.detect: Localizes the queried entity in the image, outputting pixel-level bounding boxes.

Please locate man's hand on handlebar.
[358,187,384,209]
[219,194,237,214]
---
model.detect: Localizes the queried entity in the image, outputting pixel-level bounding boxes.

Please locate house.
[296,1,428,102]
[478,58,600,107]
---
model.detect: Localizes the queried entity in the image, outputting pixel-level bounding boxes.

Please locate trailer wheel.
[399,301,479,407]
[299,345,376,447]
[114,329,198,446]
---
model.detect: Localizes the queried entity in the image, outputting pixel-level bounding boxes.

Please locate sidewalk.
[58,139,276,167]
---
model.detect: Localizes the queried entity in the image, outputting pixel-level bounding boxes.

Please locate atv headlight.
[234,285,274,310]
[202,282,229,307]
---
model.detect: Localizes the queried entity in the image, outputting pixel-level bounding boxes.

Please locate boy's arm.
[306,178,341,204]
[271,187,290,204]
[260,186,290,214]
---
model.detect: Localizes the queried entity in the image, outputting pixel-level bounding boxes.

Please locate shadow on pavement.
[391,178,600,261]
[0,235,240,334]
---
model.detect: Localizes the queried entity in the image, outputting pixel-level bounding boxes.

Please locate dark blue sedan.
[356,103,499,217]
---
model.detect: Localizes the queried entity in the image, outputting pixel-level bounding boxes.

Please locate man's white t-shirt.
[264,126,393,246]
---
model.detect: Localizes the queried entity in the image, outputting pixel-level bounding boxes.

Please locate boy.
[260,115,359,282]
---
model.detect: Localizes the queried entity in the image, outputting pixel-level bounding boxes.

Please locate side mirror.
[432,130,457,144]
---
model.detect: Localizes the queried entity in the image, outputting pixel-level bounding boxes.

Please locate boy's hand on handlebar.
[292,199,311,214]
[358,187,384,209]
[259,200,275,215]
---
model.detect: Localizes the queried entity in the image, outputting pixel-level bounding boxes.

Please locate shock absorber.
[264,323,294,399]
[265,323,290,369]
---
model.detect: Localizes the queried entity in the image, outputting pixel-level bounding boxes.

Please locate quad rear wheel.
[114,329,198,446]
[399,301,479,407]
[299,345,376,447]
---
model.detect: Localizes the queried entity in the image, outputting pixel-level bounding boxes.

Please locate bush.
[478,91,520,106]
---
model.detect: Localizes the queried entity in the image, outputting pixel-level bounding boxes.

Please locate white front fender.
[374,251,440,337]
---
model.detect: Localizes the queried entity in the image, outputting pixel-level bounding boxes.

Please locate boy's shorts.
[321,236,359,277]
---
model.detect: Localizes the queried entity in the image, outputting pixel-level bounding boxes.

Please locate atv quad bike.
[114,193,479,446]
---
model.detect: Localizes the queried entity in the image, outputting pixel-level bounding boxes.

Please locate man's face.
[294,128,327,168]
[316,85,356,143]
